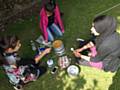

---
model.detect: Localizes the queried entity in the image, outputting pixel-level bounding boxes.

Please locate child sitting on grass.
[0,35,51,90]
[39,1,64,42]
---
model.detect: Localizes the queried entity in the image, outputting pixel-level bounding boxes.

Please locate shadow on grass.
[24,65,86,90]
[41,70,86,90]
[108,68,120,90]
[86,79,98,90]
[0,67,13,90]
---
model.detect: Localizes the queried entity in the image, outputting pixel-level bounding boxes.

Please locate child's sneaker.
[36,35,44,44]
[36,35,52,47]
[42,41,52,47]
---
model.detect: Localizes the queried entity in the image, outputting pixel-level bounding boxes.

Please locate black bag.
[21,64,40,83]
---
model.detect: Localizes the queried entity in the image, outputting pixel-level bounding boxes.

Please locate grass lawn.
[1,0,120,90]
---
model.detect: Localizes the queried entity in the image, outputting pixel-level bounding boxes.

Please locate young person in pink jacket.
[39,1,64,42]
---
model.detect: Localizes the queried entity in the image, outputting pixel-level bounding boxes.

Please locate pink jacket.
[39,4,64,41]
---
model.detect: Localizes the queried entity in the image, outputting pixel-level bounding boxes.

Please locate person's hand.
[44,48,51,54]
[73,51,81,58]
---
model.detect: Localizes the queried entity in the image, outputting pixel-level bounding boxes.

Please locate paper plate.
[67,65,79,76]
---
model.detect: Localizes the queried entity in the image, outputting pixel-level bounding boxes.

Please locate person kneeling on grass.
[39,1,64,42]
[73,15,120,72]
[0,35,51,90]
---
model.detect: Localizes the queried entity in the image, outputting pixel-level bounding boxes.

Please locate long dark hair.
[0,35,19,65]
[93,15,117,47]
[45,0,56,13]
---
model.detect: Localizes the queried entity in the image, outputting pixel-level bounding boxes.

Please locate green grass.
[1,0,120,90]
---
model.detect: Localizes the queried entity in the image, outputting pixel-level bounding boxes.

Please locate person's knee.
[48,36,54,42]
[58,31,63,36]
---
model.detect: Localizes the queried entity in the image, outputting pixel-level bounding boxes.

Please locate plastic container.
[47,59,54,68]
[52,40,65,56]
[58,56,70,69]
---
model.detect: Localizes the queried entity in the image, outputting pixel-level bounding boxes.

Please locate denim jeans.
[47,23,63,42]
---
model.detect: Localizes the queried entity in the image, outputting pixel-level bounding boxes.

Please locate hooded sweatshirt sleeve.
[90,44,112,62]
